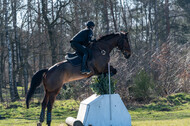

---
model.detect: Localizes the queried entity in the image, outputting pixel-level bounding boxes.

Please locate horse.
[26,32,131,126]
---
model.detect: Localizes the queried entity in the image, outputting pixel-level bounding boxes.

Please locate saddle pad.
[65,54,82,66]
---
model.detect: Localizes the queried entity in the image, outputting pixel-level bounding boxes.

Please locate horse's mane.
[97,33,119,41]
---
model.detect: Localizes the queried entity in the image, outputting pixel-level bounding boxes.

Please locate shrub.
[90,74,117,95]
[57,85,73,100]
[167,93,190,105]
[130,69,155,101]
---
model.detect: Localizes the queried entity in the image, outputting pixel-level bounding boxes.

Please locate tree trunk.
[120,0,128,30]
[4,0,15,102]
[109,0,118,32]
[0,36,4,102]
[103,0,109,34]
[94,2,99,37]
[0,0,4,102]
[140,3,144,42]
[73,0,80,32]
[48,27,57,65]
[165,0,170,39]
[38,0,42,69]
[0,72,4,102]
[148,2,153,50]
[41,0,57,65]
[11,0,20,101]
[154,0,159,52]
[0,29,4,102]
[134,2,139,50]
[23,0,32,96]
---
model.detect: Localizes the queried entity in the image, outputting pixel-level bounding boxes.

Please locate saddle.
[65,52,82,66]
[65,49,92,66]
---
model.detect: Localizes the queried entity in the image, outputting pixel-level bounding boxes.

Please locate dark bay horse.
[26,32,131,126]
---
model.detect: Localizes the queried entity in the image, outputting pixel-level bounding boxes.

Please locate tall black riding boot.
[81,54,91,74]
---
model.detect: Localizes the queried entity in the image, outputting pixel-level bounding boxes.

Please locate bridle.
[93,33,131,56]
[117,35,125,52]
[117,33,131,55]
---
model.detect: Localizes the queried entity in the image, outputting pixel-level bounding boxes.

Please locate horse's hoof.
[37,122,42,126]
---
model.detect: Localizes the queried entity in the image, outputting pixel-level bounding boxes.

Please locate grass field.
[0,93,190,126]
[1,118,189,126]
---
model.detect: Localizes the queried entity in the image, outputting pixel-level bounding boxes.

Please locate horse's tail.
[26,69,48,109]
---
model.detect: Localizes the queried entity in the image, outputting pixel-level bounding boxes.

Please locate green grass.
[0,93,190,126]
[129,93,190,121]
[132,118,190,126]
[0,99,78,126]
[0,119,67,126]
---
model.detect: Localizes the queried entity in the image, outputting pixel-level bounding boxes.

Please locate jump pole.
[65,117,83,126]
[108,62,112,122]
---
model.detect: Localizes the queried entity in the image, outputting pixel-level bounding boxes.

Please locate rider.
[70,21,96,74]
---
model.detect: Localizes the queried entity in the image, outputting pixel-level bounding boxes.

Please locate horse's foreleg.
[46,90,59,126]
[38,92,49,126]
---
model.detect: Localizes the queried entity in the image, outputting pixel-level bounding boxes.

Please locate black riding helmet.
[86,21,95,28]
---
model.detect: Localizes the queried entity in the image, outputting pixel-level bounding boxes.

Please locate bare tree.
[4,0,15,101]
[0,0,5,102]
[103,0,109,34]
[41,0,70,65]
[165,0,170,40]
[11,0,20,100]
[109,0,118,32]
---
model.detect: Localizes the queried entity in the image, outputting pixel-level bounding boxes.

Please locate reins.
[90,33,128,56]
[93,43,107,55]
[92,34,120,56]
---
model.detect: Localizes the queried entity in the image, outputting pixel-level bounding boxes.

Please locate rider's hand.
[92,39,97,43]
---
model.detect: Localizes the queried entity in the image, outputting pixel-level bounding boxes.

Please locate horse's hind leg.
[46,89,60,126]
[37,92,49,126]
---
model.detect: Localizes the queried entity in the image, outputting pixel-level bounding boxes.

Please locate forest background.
[0,0,189,105]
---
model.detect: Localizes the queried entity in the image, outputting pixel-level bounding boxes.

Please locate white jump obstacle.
[66,94,131,126]
[79,94,131,126]
[66,63,131,126]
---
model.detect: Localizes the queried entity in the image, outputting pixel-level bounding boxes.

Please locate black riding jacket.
[70,28,94,47]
